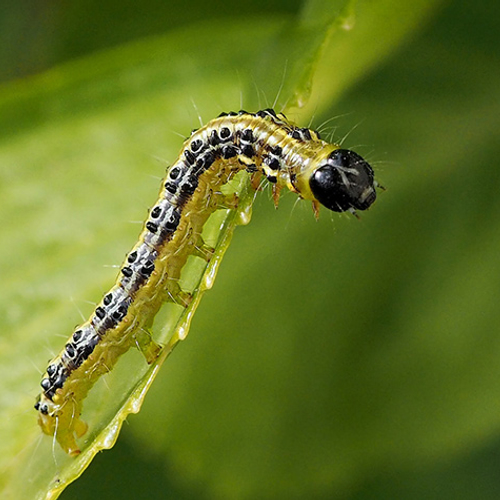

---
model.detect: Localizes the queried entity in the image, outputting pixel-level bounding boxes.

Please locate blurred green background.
[0,0,303,83]
[2,0,500,499]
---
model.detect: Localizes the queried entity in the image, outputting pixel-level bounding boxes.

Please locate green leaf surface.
[0,1,445,499]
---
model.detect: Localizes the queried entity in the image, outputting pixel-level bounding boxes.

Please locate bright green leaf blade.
[0,1,443,499]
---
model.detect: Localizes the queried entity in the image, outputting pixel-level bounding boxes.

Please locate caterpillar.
[35,109,377,456]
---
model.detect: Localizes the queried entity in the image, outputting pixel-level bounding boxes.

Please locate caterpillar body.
[35,109,377,456]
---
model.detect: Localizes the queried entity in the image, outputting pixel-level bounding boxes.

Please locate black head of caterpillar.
[35,108,379,457]
[309,149,376,212]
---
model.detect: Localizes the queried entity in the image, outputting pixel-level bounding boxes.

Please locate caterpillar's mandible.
[35,109,377,456]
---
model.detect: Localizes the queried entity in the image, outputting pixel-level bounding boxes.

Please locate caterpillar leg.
[38,396,88,456]
[165,279,192,308]
[213,191,239,210]
[134,328,162,364]
[56,414,88,457]
[272,184,282,208]
[250,172,263,191]
[192,235,215,262]
[312,200,320,220]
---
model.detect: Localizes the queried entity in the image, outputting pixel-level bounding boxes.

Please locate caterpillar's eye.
[309,149,376,212]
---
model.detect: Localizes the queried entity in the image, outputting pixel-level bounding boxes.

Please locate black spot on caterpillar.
[35,109,377,456]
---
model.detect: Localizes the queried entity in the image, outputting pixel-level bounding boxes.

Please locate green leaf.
[0,1,443,499]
